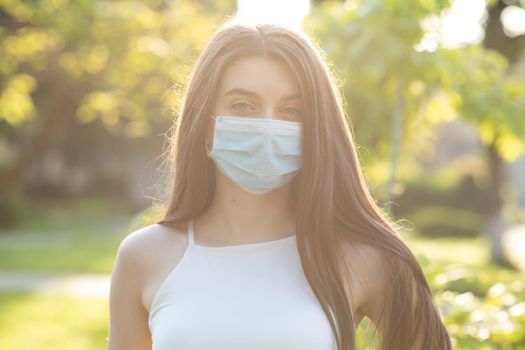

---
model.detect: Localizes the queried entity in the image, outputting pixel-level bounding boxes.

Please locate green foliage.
[409,205,484,237]
[435,46,525,161]
[304,0,525,170]
[393,165,487,237]
[0,0,233,136]
[304,0,452,165]
[420,255,525,349]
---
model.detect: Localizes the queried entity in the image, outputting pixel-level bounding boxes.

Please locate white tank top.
[148,219,337,350]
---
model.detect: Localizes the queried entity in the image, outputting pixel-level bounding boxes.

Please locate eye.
[280,106,302,120]
[231,101,256,113]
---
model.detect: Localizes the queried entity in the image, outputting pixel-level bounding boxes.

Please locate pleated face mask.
[208,115,303,195]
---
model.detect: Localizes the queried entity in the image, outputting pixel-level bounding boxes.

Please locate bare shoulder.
[107,222,187,349]
[117,223,185,264]
[112,221,188,308]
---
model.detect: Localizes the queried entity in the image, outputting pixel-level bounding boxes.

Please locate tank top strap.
[187,219,195,246]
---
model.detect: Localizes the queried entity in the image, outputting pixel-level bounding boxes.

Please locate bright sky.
[233,0,310,30]
[415,0,525,51]
[234,0,525,52]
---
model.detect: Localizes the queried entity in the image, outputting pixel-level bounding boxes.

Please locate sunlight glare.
[415,0,487,52]
[501,5,525,37]
[233,0,310,30]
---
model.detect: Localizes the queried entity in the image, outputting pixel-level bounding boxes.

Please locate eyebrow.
[223,88,301,102]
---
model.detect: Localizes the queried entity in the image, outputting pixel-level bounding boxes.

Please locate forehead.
[216,56,300,97]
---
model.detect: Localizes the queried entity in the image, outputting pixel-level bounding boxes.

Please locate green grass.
[0,240,121,273]
[0,291,109,350]
[404,233,490,267]
[0,196,142,273]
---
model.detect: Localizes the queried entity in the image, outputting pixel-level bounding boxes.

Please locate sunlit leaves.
[0,74,36,125]
[77,91,120,126]
[306,0,525,173]
[76,88,155,138]
[304,0,453,175]
[435,46,525,161]
[0,0,230,137]
[3,28,53,62]
[419,255,525,349]
[0,0,34,22]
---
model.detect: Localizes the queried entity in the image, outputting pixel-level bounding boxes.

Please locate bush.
[393,173,486,237]
[419,255,525,349]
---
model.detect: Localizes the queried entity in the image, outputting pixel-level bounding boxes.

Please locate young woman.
[107,23,452,350]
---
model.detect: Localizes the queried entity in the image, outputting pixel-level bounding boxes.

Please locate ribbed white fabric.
[148,218,337,350]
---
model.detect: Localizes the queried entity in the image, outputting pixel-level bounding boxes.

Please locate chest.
[151,273,337,349]
[145,241,365,349]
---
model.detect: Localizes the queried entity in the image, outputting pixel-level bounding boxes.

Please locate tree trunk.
[0,76,76,197]
[480,0,524,266]
[384,81,405,214]
[485,136,509,265]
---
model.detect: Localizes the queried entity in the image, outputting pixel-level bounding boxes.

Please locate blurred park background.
[0,0,524,348]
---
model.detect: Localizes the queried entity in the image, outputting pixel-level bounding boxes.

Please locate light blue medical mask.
[208,115,302,195]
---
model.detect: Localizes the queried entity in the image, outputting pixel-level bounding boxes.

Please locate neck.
[196,173,296,245]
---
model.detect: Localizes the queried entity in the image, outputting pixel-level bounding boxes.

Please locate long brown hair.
[156,22,452,350]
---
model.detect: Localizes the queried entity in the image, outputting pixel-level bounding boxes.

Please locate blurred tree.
[305,0,525,264]
[480,0,525,264]
[0,0,234,197]
[304,0,453,212]
[434,47,524,266]
[427,0,525,264]
[484,0,525,63]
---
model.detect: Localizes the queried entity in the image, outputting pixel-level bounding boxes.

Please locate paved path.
[0,272,111,299]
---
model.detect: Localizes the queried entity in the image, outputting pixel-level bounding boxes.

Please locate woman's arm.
[340,241,389,335]
[358,245,452,350]
[107,232,152,350]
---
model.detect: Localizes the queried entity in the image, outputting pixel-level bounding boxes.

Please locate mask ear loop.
[205,116,218,160]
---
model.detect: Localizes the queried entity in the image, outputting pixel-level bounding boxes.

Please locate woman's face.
[208,56,303,146]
